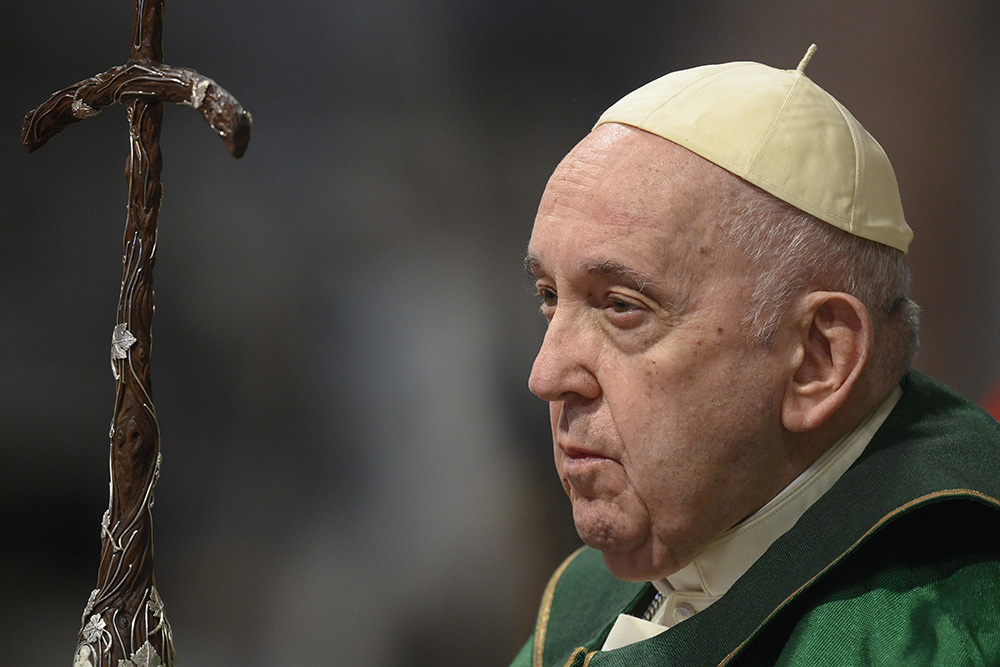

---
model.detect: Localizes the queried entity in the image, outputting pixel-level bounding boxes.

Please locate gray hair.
[720,180,920,387]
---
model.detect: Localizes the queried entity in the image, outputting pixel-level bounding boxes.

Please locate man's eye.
[537,287,557,308]
[609,297,637,313]
[604,294,647,329]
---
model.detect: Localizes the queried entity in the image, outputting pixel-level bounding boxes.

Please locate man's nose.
[528,313,600,402]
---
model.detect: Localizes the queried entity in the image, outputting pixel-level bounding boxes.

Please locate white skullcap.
[595,45,912,253]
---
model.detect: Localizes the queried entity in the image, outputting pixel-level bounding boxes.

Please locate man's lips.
[559,444,615,469]
[558,444,619,498]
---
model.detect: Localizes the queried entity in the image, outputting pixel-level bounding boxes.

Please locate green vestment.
[512,371,1000,666]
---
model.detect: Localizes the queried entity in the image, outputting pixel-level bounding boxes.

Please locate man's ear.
[781,292,873,432]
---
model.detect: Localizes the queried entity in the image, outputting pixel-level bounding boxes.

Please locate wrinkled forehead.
[533,124,739,253]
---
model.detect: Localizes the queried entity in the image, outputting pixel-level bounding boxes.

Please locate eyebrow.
[523,253,658,293]
[583,261,658,293]
[523,252,542,277]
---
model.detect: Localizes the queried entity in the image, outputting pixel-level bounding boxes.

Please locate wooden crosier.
[22,2,251,665]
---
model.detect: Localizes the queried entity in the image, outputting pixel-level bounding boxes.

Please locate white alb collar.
[663,384,903,598]
[602,386,903,650]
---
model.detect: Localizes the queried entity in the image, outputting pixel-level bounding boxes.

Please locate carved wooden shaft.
[132,0,164,64]
[82,96,172,667]
[22,1,250,665]
[75,102,172,667]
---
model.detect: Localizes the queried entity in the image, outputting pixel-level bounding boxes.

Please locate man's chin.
[572,509,662,581]
[574,520,682,581]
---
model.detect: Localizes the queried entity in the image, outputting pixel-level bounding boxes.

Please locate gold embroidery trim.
[534,547,586,667]
[559,647,589,667]
[717,489,1000,665]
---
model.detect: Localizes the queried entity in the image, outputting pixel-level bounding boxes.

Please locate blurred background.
[2,1,998,664]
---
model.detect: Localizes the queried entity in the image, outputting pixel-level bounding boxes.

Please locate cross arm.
[22,62,252,158]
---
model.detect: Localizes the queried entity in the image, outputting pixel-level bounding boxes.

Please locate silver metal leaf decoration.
[110,323,137,379]
[118,641,162,667]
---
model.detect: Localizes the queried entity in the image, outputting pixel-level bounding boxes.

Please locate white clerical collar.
[602,385,902,650]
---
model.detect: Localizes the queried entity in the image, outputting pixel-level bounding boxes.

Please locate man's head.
[525,52,918,582]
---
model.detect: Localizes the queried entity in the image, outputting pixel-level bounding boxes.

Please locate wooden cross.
[22,2,251,665]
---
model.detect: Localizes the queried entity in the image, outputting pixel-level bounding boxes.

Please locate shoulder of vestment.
[520,547,649,667]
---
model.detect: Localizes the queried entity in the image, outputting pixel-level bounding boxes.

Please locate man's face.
[527,124,794,581]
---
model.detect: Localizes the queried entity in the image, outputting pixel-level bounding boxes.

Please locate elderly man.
[512,47,1000,666]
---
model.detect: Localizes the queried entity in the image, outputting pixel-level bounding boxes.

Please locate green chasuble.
[512,371,1000,666]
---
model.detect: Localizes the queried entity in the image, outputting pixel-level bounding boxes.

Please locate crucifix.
[22,1,252,665]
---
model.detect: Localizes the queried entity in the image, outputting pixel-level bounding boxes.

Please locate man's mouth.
[560,444,614,470]
[558,444,621,500]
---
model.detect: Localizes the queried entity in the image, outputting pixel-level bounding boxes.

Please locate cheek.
[608,348,739,469]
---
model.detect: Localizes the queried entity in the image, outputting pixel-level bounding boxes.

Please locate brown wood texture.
[22,1,250,664]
